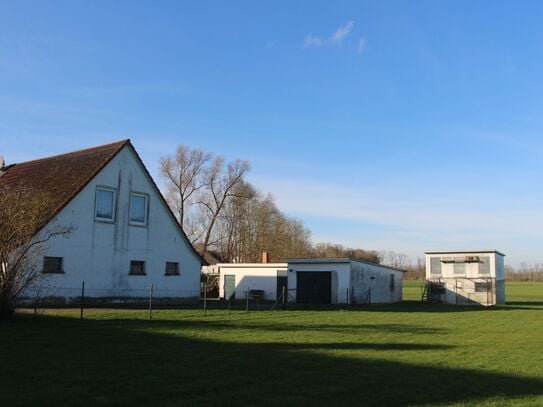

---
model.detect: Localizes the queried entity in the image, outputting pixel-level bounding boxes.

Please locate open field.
[1,284,542,406]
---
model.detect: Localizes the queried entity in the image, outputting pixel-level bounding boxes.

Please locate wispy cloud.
[357,36,366,54]
[303,20,355,48]
[250,175,543,264]
[303,34,325,48]
[330,20,354,44]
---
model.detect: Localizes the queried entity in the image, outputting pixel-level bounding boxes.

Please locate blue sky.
[2,0,543,266]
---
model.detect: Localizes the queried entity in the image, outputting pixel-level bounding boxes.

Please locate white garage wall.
[218,264,288,301]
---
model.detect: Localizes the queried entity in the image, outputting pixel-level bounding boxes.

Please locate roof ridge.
[7,139,130,167]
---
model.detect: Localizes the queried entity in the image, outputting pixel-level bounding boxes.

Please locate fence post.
[149,284,154,320]
[80,281,85,321]
[282,286,286,310]
[203,281,207,316]
[246,287,250,313]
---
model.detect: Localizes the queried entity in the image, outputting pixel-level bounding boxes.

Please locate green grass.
[1,283,542,406]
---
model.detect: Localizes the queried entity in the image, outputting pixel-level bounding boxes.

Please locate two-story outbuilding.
[424,250,505,306]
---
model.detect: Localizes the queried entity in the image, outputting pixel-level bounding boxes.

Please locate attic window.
[129,192,148,226]
[95,187,116,222]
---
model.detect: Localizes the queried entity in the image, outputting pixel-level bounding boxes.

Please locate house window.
[454,262,465,275]
[479,257,490,275]
[475,281,491,292]
[389,274,395,291]
[129,193,148,226]
[129,260,146,276]
[95,187,116,222]
[43,257,63,274]
[430,258,442,275]
[165,262,180,276]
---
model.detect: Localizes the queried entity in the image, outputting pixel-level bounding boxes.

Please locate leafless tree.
[160,145,212,230]
[198,157,250,255]
[0,187,72,319]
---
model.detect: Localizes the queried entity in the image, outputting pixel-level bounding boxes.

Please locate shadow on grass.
[1,315,542,406]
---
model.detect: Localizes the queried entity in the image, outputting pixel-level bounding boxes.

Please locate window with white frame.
[479,257,490,275]
[129,193,148,225]
[430,258,442,275]
[95,187,116,222]
[454,261,465,275]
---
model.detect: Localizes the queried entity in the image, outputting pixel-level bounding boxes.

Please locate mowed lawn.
[1,284,543,406]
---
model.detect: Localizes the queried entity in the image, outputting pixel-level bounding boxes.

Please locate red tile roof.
[0,139,129,226]
[0,139,206,264]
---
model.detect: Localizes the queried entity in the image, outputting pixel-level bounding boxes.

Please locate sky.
[2,0,543,266]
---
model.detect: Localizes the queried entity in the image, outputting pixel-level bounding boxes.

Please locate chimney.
[0,155,5,176]
[261,251,269,264]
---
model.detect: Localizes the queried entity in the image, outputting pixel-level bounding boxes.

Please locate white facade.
[424,250,506,306]
[215,258,403,305]
[286,259,404,305]
[217,263,288,301]
[30,145,202,301]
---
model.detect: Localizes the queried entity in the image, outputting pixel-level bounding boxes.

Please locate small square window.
[129,193,148,225]
[95,187,116,222]
[129,261,146,276]
[43,257,63,274]
[165,262,180,276]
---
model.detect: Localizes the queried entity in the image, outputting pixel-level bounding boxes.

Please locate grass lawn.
[1,284,542,406]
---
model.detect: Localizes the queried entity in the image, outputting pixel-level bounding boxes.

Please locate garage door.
[296,272,331,304]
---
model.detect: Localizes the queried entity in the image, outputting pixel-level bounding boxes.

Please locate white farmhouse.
[216,255,404,305]
[424,250,505,306]
[0,140,203,303]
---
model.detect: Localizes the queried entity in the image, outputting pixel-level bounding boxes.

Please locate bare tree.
[198,157,250,255]
[0,187,72,319]
[160,145,211,230]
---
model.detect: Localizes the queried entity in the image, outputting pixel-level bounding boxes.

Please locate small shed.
[285,258,404,305]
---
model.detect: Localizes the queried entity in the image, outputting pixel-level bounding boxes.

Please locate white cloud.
[303,34,325,48]
[357,36,366,53]
[330,20,354,44]
[303,20,356,48]
[249,175,543,264]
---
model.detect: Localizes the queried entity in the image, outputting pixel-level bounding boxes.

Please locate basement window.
[165,262,180,276]
[129,193,149,226]
[95,187,116,222]
[43,257,64,274]
[129,261,146,276]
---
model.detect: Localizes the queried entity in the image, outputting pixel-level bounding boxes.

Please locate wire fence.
[17,280,543,320]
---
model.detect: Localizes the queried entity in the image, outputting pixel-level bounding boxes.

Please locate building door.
[276,270,288,300]
[296,272,331,304]
[224,275,235,300]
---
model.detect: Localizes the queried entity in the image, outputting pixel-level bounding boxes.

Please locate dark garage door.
[296,272,331,304]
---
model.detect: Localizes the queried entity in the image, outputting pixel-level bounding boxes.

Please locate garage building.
[286,258,404,305]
